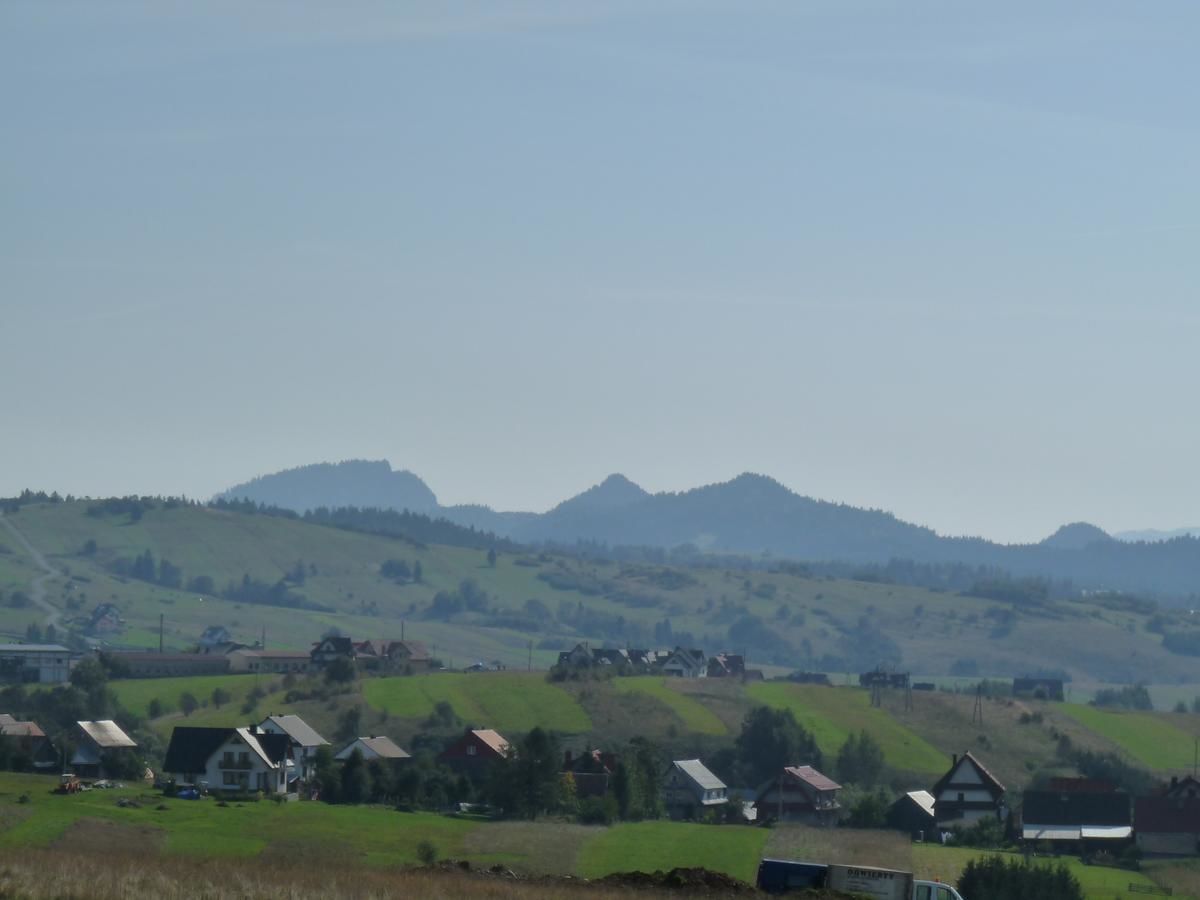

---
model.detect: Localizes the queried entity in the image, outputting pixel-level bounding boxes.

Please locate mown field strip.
[611,678,728,735]
[746,682,946,774]
[362,672,592,733]
[1058,704,1198,770]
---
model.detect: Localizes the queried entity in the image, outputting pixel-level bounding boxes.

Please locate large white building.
[0,644,73,684]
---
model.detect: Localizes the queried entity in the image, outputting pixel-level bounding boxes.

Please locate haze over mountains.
[217,460,1200,599]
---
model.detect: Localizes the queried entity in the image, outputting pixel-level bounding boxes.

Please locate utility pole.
[158,614,164,653]
[971,684,984,726]
[528,640,533,672]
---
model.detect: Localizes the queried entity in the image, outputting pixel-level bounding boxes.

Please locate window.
[936,889,953,900]
[467,744,476,756]
[915,887,931,900]
[957,792,964,803]
[223,772,240,786]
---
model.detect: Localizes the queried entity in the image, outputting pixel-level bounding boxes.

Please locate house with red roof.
[753,765,842,826]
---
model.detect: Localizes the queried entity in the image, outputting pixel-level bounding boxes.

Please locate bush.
[577,796,617,825]
[416,840,438,866]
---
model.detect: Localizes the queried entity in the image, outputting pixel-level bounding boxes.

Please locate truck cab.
[914,882,964,900]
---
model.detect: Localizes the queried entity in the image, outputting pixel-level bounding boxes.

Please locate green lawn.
[110,674,262,717]
[361,672,592,734]
[612,678,728,735]
[1059,704,1198,770]
[746,682,946,775]
[577,821,769,883]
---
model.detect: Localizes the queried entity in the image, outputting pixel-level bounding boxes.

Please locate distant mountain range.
[216,460,1200,598]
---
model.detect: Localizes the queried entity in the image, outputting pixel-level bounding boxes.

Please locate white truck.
[756,859,965,900]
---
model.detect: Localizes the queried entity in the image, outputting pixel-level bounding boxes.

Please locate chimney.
[952,754,958,766]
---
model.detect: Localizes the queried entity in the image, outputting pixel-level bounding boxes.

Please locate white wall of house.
[174,733,288,794]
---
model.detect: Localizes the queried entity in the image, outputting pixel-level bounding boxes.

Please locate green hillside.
[1,498,1195,688]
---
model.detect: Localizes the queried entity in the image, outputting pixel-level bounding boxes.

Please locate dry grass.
[0,848,681,900]
[764,826,914,872]
[1146,858,1200,898]
[461,821,603,876]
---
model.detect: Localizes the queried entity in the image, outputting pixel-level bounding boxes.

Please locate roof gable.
[671,759,726,792]
[932,752,1004,797]
[163,727,235,774]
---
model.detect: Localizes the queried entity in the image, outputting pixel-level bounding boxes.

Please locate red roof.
[786,765,841,792]
[1135,796,1200,834]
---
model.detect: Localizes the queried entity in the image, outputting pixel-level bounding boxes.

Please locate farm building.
[335,736,410,762]
[258,714,329,781]
[0,644,73,684]
[1021,789,1132,851]
[1135,777,1200,856]
[106,651,231,678]
[71,720,138,779]
[163,725,293,794]
[663,759,727,820]
[227,649,311,674]
[310,636,356,666]
[931,752,1006,829]
[752,765,842,826]
[887,790,938,840]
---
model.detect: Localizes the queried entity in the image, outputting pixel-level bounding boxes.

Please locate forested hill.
[216,462,1200,599]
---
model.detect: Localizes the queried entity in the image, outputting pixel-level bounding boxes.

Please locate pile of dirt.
[596,867,756,894]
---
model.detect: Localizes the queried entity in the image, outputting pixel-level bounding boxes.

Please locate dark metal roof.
[163,727,233,774]
[1135,796,1200,833]
[1023,790,1131,827]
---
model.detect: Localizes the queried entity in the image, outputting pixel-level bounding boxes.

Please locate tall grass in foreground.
[0,849,656,900]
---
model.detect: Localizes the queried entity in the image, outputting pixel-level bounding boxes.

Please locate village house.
[931,752,1006,829]
[71,720,138,779]
[227,648,312,675]
[106,651,231,678]
[563,749,618,799]
[706,653,745,678]
[887,790,938,840]
[354,639,432,673]
[661,648,707,679]
[335,735,411,762]
[0,644,73,684]
[258,714,329,782]
[0,714,58,770]
[310,635,356,667]
[1135,776,1200,856]
[86,603,123,635]
[753,765,842,826]
[439,728,511,770]
[1021,788,1132,851]
[162,725,293,794]
[663,759,727,820]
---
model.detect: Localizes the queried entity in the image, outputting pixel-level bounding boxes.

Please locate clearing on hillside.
[1058,705,1198,770]
[611,678,728,735]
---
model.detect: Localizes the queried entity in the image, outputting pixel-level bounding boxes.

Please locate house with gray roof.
[0,644,73,684]
[258,714,329,782]
[663,759,727,820]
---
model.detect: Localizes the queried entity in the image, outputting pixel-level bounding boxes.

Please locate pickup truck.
[756,859,966,900]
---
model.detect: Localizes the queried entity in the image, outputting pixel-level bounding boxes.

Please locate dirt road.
[0,510,63,630]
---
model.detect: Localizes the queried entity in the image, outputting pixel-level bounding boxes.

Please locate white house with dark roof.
[663,759,727,819]
[335,735,411,762]
[931,751,1007,828]
[163,725,293,794]
[258,714,329,782]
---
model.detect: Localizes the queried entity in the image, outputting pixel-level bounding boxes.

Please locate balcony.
[218,757,253,770]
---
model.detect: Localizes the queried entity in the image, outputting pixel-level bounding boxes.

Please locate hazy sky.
[3,1,1198,544]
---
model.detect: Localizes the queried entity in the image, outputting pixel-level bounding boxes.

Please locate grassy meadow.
[361,672,593,734]
[1058,704,1200,770]
[5,498,1200,691]
[611,678,729,736]
[746,682,947,776]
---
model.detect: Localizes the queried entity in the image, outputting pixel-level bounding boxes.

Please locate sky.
[2,1,1198,544]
